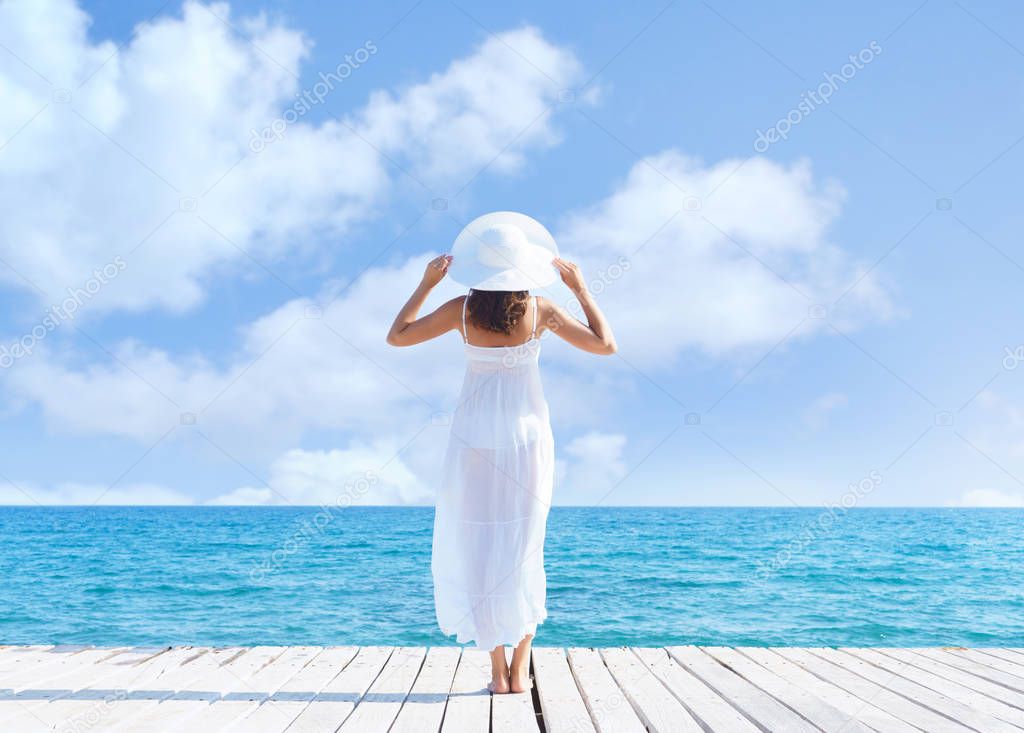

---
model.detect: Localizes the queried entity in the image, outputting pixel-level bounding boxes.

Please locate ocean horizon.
[3,506,1022,649]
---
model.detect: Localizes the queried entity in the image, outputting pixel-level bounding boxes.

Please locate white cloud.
[955,489,1024,508]
[555,431,628,504]
[555,152,892,364]
[803,392,848,430]
[209,440,433,505]
[3,157,892,456]
[0,0,586,314]
[4,254,464,450]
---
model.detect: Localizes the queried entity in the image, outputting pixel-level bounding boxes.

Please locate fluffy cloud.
[555,152,892,364]
[0,0,585,314]
[209,439,433,505]
[4,154,893,454]
[555,431,628,504]
[4,254,464,449]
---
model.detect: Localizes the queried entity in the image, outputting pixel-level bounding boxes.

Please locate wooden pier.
[1,645,1023,731]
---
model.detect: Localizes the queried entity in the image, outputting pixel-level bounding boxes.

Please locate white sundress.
[432,295,555,650]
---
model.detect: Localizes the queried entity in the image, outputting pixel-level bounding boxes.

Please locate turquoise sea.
[1,507,1022,647]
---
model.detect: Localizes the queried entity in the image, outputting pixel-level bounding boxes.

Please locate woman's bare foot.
[488,673,510,694]
[509,669,532,694]
[488,645,511,694]
[509,632,535,694]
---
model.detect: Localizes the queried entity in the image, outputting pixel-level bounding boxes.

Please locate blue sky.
[1,0,1023,506]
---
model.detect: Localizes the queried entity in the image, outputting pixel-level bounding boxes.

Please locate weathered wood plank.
[773,647,972,733]
[286,646,393,733]
[915,647,1024,694]
[566,647,645,733]
[228,646,355,733]
[599,648,702,732]
[70,647,231,731]
[0,647,169,729]
[848,648,1024,729]
[491,688,539,732]
[880,648,1024,710]
[738,647,918,733]
[814,648,1017,733]
[439,648,490,733]
[390,646,460,733]
[633,647,759,733]
[0,647,117,689]
[532,647,597,733]
[667,646,818,733]
[958,648,1024,682]
[335,646,425,733]
[0,647,140,729]
[3,645,1024,732]
[704,647,872,733]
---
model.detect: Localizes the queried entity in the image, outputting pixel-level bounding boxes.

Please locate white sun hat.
[448,211,559,291]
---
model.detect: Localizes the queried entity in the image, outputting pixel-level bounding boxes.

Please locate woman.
[386,212,616,694]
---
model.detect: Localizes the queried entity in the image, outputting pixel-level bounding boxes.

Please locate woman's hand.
[553,258,587,294]
[421,254,452,288]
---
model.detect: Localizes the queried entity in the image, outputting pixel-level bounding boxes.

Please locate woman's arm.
[386,255,462,347]
[540,258,617,355]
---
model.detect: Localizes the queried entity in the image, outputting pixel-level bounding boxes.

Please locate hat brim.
[448,211,559,291]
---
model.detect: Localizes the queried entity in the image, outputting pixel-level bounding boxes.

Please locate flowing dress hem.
[438,608,548,649]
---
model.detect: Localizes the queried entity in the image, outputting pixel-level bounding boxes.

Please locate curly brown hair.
[466,290,529,335]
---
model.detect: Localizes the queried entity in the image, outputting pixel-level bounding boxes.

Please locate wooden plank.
[336,646,425,732]
[964,648,1024,680]
[532,648,597,733]
[667,646,818,733]
[704,647,872,733]
[236,647,359,733]
[101,647,279,731]
[599,648,701,732]
[0,646,68,679]
[163,646,324,733]
[286,646,393,733]
[9,645,1024,732]
[0,647,116,689]
[848,648,1024,729]
[211,646,330,732]
[491,689,538,732]
[880,648,1024,711]
[101,647,255,731]
[633,648,759,733]
[183,646,324,732]
[0,647,134,728]
[390,647,460,733]
[916,648,1024,694]
[0,647,168,728]
[775,648,971,733]
[440,649,491,733]
[12,648,186,731]
[46,647,223,732]
[566,648,645,733]
[738,648,918,733]
[813,649,1016,733]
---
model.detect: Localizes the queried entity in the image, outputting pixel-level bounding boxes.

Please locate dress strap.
[461,295,469,344]
[530,296,538,340]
